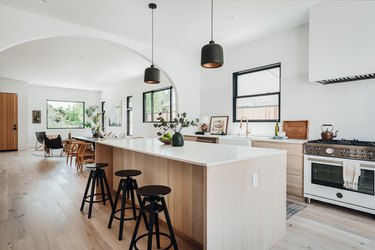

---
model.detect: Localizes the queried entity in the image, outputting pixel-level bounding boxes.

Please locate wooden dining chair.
[65,140,80,166]
[76,142,95,173]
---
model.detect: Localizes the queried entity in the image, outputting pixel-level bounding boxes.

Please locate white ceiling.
[0,0,319,90]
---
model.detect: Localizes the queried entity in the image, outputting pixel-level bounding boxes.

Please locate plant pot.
[172,132,184,147]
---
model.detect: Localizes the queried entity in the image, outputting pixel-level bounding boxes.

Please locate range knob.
[316,147,321,154]
[369,151,373,159]
[340,149,346,156]
[353,150,358,156]
[360,151,365,157]
[306,146,312,154]
[346,149,351,156]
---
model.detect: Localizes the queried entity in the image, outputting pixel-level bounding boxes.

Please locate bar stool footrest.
[112,207,140,221]
[134,232,173,250]
[84,193,111,203]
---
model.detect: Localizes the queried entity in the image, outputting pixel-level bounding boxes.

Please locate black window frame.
[46,99,85,129]
[232,63,281,123]
[143,86,173,123]
[101,101,105,132]
[126,96,133,136]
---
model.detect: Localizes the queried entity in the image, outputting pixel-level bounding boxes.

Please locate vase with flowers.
[154,112,199,147]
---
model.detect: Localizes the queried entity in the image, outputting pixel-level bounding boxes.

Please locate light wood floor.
[0,151,375,250]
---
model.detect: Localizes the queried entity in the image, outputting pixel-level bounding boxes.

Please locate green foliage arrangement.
[153,112,199,137]
[84,106,102,134]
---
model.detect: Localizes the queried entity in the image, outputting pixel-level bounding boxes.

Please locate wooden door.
[0,93,18,151]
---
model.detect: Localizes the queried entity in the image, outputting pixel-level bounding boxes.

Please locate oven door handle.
[306,158,343,166]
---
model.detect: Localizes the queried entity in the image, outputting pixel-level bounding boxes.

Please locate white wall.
[0,78,28,150]
[201,24,375,141]
[101,76,198,138]
[27,85,100,148]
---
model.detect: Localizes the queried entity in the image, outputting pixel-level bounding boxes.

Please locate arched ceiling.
[0,37,161,90]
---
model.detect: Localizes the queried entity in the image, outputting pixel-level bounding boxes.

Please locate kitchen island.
[95,138,287,250]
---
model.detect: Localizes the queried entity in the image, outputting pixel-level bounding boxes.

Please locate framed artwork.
[108,101,122,127]
[32,110,41,124]
[210,116,229,135]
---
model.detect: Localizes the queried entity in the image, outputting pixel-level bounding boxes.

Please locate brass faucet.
[239,116,251,137]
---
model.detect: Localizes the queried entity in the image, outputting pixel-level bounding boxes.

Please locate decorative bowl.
[159,138,172,145]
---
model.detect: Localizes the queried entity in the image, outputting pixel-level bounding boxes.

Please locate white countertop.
[184,133,307,144]
[96,138,286,167]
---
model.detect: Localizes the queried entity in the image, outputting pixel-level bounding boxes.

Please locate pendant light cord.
[151,7,154,65]
[211,0,214,41]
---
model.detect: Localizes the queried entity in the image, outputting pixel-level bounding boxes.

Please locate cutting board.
[283,120,309,140]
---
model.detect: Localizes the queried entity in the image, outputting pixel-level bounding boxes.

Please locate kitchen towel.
[343,161,361,191]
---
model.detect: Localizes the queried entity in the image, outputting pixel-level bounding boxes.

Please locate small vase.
[68,132,72,139]
[92,131,99,138]
[172,132,184,147]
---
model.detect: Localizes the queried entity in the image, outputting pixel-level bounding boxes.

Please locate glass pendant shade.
[201,40,224,68]
[144,64,160,84]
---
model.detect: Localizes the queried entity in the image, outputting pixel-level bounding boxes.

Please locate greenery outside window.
[233,63,281,122]
[143,87,173,123]
[47,100,85,129]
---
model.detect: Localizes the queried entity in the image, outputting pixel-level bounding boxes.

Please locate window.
[143,87,173,123]
[101,101,105,131]
[233,63,281,122]
[46,100,85,129]
[126,96,133,136]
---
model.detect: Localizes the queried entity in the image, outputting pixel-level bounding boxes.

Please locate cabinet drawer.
[197,137,218,144]
[287,173,303,196]
[184,136,197,142]
[252,141,303,156]
[287,155,303,176]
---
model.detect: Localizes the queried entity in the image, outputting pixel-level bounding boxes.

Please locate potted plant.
[84,106,102,138]
[154,112,199,146]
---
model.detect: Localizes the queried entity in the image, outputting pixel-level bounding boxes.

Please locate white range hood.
[309,2,375,84]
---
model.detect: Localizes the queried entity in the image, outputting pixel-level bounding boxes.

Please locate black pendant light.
[144,3,160,84]
[201,0,224,68]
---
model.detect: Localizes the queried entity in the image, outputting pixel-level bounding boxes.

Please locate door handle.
[13,124,17,130]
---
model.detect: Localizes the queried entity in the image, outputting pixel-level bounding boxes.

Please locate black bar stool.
[80,163,113,218]
[108,169,142,240]
[129,185,178,250]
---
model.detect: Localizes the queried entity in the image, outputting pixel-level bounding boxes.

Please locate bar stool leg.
[103,169,114,208]
[147,200,155,250]
[129,197,146,250]
[137,194,149,229]
[108,179,122,228]
[119,183,127,241]
[80,170,93,211]
[88,171,97,219]
[161,197,178,249]
[130,181,137,220]
[154,212,161,249]
[99,172,106,205]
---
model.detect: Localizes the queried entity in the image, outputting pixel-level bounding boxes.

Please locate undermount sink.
[218,136,251,146]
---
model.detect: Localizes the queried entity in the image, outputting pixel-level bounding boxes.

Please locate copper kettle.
[321,124,338,140]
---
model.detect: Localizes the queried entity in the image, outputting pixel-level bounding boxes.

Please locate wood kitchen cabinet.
[184,135,218,144]
[252,140,304,197]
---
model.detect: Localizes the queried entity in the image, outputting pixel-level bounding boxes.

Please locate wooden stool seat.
[115,169,142,177]
[136,185,171,197]
[86,163,109,169]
